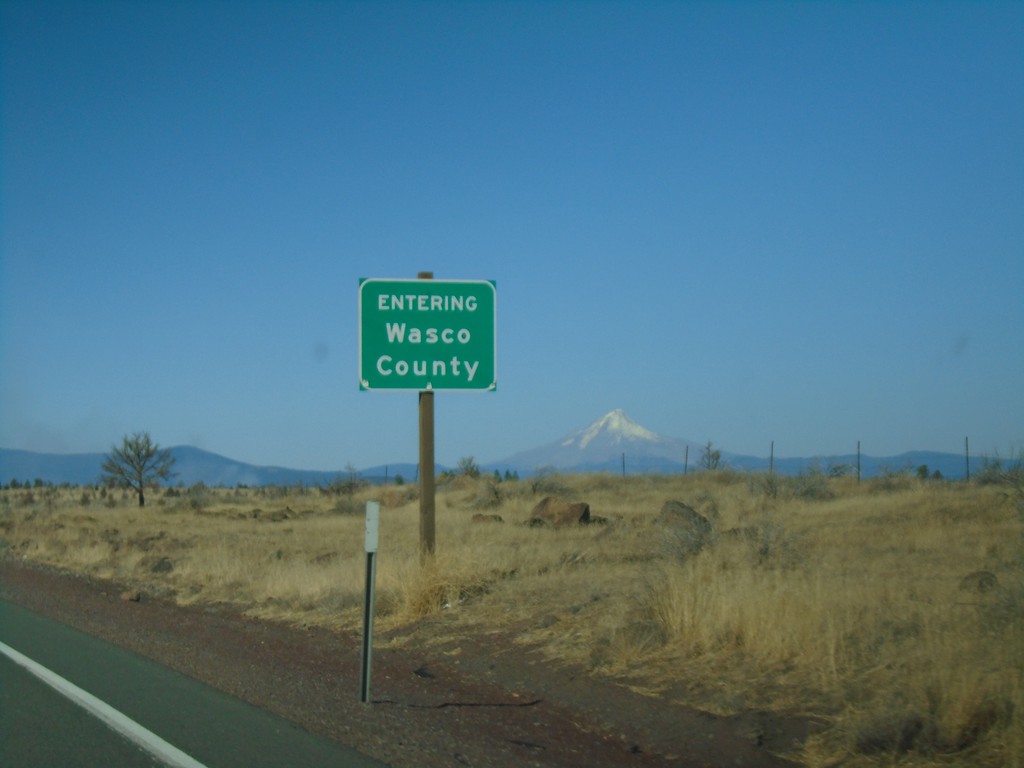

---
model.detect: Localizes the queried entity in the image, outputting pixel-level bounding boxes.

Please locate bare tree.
[700,440,721,471]
[101,432,175,507]
[456,456,481,478]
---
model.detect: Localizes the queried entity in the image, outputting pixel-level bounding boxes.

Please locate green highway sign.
[359,278,497,391]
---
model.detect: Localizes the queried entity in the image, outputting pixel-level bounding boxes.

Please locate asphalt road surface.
[0,600,386,768]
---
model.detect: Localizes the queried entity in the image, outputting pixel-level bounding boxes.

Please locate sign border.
[358,277,497,392]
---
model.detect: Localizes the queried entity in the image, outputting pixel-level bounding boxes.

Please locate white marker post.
[359,501,380,703]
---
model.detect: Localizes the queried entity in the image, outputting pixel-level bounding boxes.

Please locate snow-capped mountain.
[493,409,701,473]
[486,409,973,478]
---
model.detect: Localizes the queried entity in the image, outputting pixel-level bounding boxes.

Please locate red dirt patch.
[0,558,817,767]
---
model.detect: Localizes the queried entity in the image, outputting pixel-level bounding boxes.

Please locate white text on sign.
[375,355,479,382]
[377,294,479,312]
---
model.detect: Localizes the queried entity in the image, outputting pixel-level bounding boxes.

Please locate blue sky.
[2,1,1021,470]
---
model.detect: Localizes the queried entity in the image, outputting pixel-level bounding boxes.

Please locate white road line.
[0,640,209,768]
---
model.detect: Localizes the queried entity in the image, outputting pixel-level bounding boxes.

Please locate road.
[0,600,386,768]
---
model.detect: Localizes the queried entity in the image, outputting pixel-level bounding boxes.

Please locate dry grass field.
[2,469,1021,767]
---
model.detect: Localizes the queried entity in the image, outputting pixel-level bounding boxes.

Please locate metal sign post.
[359,500,380,703]
[417,273,436,561]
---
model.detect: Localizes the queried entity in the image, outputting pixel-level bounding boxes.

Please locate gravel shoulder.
[0,558,816,767]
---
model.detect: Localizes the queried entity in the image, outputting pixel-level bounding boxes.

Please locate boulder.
[657,500,712,533]
[150,557,175,574]
[657,500,713,557]
[959,570,998,593]
[471,513,504,523]
[529,496,591,528]
[722,525,761,542]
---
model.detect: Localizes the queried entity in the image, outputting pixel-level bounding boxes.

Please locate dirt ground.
[0,558,820,767]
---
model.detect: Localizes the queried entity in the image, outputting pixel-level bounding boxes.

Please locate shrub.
[186,482,209,511]
[456,456,480,478]
[872,466,915,492]
[327,465,366,497]
[530,467,567,496]
[975,452,1024,486]
[789,464,834,500]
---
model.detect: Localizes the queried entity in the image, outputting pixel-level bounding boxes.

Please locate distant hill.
[1,412,976,486]
[0,447,420,488]
[725,450,970,480]
[0,449,108,486]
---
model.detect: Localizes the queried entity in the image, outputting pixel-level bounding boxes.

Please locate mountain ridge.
[0,447,420,488]
[1,410,978,485]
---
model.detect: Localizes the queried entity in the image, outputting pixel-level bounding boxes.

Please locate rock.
[528,497,591,528]
[722,526,761,541]
[959,570,998,593]
[657,501,712,533]
[657,500,713,557]
[413,665,435,679]
[254,506,293,521]
[150,557,174,574]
